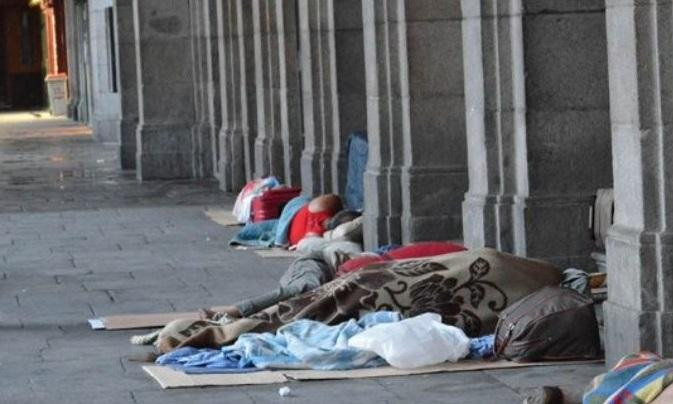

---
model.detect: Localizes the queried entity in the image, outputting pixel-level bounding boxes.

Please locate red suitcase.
[250,187,302,223]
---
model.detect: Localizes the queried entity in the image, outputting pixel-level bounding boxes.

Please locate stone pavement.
[0,112,604,403]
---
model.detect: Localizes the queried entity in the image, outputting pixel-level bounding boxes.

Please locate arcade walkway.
[0,114,601,403]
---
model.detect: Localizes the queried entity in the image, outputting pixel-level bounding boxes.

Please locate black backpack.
[494,286,602,362]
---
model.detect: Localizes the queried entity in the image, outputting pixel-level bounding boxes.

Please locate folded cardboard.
[254,249,301,259]
[204,209,241,227]
[143,359,604,389]
[90,306,232,330]
[90,312,200,330]
[144,366,287,389]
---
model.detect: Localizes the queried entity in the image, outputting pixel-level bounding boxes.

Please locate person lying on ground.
[287,194,343,246]
[136,248,560,353]
[229,193,343,249]
[198,251,335,320]
[198,241,469,321]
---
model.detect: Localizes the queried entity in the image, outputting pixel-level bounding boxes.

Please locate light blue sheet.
[229,219,279,248]
[156,312,402,372]
[274,195,310,247]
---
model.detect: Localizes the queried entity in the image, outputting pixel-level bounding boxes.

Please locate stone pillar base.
[120,120,137,170]
[300,150,321,196]
[362,168,402,251]
[523,195,596,269]
[45,74,68,116]
[191,123,215,178]
[401,167,466,243]
[218,128,246,192]
[603,301,661,366]
[260,135,285,183]
[462,194,525,254]
[253,134,270,179]
[604,225,673,366]
[136,124,194,180]
[463,193,595,268]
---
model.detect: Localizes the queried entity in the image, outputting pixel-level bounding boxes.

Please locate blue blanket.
[274,195,310,246]
[157,312,401,372]
[229,219,278,248]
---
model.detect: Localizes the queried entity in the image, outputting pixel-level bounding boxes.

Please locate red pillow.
[337,255,386,276]
[385,241,467,260]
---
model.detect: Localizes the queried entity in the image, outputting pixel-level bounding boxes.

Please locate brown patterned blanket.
[155,248,561,353]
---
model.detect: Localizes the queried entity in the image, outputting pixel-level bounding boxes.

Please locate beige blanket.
[155,248,561,353]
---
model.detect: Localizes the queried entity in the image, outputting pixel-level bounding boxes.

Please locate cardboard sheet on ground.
[254,249,301,259]
[89,306,231,330]
[89,312,200,330]
[204,209,241,227]
[143,359,604,389]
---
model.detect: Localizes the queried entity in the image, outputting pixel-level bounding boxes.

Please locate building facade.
[63,0,673,366]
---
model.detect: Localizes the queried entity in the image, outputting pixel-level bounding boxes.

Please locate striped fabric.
[584,352,673,404]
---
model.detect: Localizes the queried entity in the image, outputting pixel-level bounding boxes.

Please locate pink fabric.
[337,242,467,277]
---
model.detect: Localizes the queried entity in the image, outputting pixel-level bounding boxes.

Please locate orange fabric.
[288,206,332,246]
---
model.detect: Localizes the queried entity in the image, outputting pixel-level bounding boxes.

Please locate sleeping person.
[134,248,561,354]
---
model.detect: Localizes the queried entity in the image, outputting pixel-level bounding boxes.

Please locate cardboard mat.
[253,249,301,259]
[89,312,199,330]
[204,209,241,227]
[89,306,232,330]
[143,359,604,389]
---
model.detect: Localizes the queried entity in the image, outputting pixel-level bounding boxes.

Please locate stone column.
[88,0,122,144]
[252,0,301,186]
[217,0,248,192]
[239,0,258,184]
[298,0,366,196]
[399,1,467,243]
[276,0,302,187]
[361,0,404,249]
[362,0,468,248]
[298,0,334,195]
[461,0,528,255]
[133,0,196,180]
[41,0,69,117]
[115,0,137,169]
[205,0,222,179]
[69,0,91,122]
[332,0,366,195]
[604,0,673,365]
[189,0,214,178]
[252,0,279,179]
[461,0,612,268]
[64,0,81,119]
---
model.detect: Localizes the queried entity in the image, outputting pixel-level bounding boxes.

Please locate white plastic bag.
[348,313,470,369]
